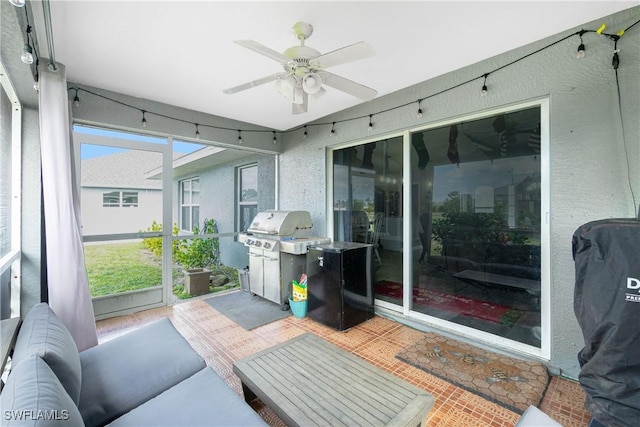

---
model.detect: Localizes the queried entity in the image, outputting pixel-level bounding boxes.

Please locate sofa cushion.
[107,367,268,427]
[0,355,84,426]
[11,303,82,405]
[78,317,206,427]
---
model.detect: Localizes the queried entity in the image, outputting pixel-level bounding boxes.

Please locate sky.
[74,126,203,159]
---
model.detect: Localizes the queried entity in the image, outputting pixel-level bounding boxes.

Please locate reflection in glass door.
[410,106,543,348]
[332,137,405,308]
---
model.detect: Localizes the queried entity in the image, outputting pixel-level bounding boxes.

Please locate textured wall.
[20,108,42,315]
[279,7,639,377]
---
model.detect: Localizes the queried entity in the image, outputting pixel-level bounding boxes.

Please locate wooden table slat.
[233,333,435,427]
[265,350,391,425]
[280,343,407,414]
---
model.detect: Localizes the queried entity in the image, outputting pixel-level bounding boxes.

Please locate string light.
[141,110,147,128]
[21,25,34,64]
[195,123,200,139]
[9,0,26,7]
[64,18,638,146]
[480,73,489,97]
[73,89,80,107]
[272,131,277,144]
[576,30,587,58]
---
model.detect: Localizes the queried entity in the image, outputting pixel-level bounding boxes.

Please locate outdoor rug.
[205,290,290,330]
[396,332,549,413]
[376,281,521,326]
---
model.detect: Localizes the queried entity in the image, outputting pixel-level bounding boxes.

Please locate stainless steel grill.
[239,210,330,309]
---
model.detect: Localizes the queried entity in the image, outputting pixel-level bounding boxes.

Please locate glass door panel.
[410,106,542,347]
[332,137,404,308]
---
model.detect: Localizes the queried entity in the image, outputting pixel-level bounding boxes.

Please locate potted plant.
[176,219,220,296]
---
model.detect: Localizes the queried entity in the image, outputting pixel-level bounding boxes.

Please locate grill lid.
[247,210,313,236]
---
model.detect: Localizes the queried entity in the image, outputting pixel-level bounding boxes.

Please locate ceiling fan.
[223,22,377,114]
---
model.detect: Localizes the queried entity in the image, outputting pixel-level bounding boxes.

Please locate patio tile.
[95,298,591,426]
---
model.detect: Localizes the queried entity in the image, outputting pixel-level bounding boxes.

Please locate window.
[180,177,200,231]
[102,191,139,207]
[237,165,258,232]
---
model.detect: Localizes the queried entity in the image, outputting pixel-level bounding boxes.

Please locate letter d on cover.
[628,277,640,291]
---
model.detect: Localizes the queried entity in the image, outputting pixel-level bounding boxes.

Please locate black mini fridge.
[307,242,374,331]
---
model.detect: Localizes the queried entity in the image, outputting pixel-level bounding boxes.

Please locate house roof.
[81,150,179,189]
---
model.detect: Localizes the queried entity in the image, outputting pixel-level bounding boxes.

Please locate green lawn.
[84,242,162,297]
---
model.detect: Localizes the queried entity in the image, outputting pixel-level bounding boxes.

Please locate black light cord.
[613,66,637,214]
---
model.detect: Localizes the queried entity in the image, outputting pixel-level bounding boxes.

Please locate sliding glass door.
[330,100,548,353]
[410,105,543,348]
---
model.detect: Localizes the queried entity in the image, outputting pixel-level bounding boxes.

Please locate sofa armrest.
[78,318,205,427]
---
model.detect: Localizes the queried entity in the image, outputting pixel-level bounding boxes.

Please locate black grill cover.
[572,218,640,427]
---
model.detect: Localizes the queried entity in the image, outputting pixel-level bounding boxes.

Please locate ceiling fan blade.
[322,72,377,101]
[234,40,289,63]
[292,92,308,114]
[223,73,282,94]
[309,41,375,69]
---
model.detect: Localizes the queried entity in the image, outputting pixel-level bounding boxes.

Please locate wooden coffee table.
[233,333,434,426]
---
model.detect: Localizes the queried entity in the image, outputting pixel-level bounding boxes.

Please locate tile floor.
[95,293,591,426]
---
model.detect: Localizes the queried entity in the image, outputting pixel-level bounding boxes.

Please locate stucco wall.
[20,107,42,315]
[173,153,276,269]
[278,7,640,378]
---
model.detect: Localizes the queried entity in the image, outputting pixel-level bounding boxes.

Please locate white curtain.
[39,63,98,351]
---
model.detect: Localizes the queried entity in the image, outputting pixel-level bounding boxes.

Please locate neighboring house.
[80,150,164,236]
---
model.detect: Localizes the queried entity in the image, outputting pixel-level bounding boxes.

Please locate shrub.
[174,218,220,269]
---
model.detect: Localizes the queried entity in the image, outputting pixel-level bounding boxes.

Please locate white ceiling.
[37,1,636,131]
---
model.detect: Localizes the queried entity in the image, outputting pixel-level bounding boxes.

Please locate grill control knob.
[254,241,262,247]
[263,242,271,249]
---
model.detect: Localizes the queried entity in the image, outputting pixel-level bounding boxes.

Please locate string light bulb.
[21,44,34,64]
[237,130,242,144]
[368,115,373,132]
[9,0,26,7]
[195,123,200,139]
[576,30,587,59]
[141,110,147,128]
[73,89,80,107]
[416,99,423,119]
[273,131,277,144]
[480,73,489,97]
[303,125,308,139]
[330,122,336,137]
[21,24,34,64]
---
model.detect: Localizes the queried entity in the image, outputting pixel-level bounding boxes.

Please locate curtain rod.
[42,0,57,71]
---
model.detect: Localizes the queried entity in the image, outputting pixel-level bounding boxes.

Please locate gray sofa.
[0,303,267,426]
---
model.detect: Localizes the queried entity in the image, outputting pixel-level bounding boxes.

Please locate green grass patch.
[85,242,162,297]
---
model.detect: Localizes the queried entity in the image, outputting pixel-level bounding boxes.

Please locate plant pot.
[183,268,211,296]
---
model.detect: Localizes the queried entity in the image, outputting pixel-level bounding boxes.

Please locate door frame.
[73,129,173,319]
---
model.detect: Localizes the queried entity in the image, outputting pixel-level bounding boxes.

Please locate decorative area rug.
[396,333,549,413]
[376,281,521,326]
[205,290,290,330]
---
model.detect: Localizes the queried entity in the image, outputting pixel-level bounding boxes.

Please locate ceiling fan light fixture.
[275,76,296,100]
[302,73,322,94]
